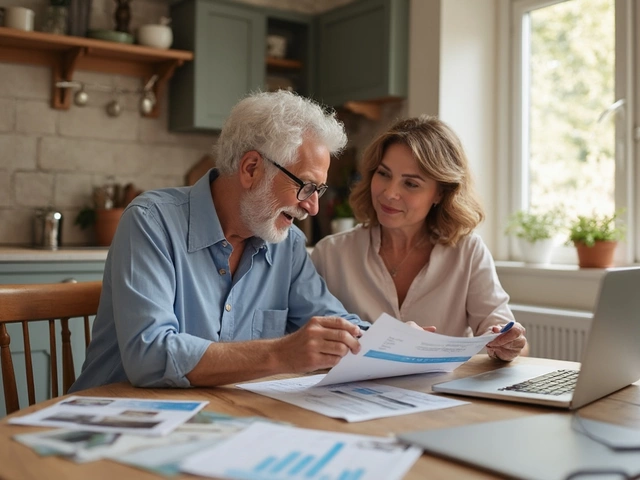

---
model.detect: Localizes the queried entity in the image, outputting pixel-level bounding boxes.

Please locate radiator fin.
[509,304,593,362]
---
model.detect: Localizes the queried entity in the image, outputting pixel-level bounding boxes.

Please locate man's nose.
[299,192,320,216]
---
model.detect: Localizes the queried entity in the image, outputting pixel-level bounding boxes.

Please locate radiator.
[509,304,593,362]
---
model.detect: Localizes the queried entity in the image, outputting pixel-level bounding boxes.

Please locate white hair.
[215,90,347,175]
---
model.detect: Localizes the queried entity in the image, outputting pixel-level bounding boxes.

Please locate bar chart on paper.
[180,422,422,480]
[229,442,363,480]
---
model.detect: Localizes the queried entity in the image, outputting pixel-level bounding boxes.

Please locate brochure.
[9,396,208,436]
[13,409,287,471]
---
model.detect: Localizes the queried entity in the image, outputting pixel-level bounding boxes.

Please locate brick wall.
[0,0,400,246]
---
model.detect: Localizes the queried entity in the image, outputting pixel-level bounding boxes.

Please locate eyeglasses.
[261,154,329,201]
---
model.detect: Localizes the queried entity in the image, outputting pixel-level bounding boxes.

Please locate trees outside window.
[508,0,636,264]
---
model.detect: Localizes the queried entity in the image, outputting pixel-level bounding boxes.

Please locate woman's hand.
[405,321,437,332]
[485,322,528,361]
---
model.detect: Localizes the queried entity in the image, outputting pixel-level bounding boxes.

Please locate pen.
[499,321,515,333]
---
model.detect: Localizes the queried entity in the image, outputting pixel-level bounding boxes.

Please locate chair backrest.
[0,281,102,415]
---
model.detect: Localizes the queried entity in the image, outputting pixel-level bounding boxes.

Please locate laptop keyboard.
[499,369,580,396]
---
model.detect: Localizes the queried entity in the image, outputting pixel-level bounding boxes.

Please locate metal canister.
[34,208,63,249]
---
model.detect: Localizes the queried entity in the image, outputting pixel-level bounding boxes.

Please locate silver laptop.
[432,267,640,409]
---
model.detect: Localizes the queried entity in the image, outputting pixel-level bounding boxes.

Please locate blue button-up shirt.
[70,170,366,391]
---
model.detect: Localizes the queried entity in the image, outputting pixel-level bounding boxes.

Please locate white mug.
[4,6,35,31]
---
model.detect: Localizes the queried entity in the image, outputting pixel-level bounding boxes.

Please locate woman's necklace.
[382,233,428,278]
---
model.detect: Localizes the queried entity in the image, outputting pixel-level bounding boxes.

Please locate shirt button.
[219,268,226,275]
[222,241,228,247]
[225,304,231,312]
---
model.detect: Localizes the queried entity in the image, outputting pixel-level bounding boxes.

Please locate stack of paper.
[13,407,285,475]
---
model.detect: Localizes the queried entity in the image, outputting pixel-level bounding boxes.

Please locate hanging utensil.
[74,83,89,106]
[139,74,158,115]
[106,98,122,117]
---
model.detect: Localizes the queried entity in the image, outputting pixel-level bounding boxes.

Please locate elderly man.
[70,91,369,392]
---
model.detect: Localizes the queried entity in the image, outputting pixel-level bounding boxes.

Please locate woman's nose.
[383,183,401,199]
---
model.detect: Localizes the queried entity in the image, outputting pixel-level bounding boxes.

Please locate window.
[508,0,637,264]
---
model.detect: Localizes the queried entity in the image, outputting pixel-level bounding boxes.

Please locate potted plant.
[330,198,355,234]
[75,182,141,246]
[568,210,625,268]
[505,209,563,264]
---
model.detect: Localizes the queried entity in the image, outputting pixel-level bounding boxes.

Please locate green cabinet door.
[0,261,105,417]
[316,0,409,107]
[170,0,266,131]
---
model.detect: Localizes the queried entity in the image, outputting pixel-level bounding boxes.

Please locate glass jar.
[42,6,69,35]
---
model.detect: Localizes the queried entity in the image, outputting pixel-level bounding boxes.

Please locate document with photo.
[13,410,287,466]
[9,396,208,436]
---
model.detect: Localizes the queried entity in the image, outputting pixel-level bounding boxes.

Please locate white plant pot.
[517,238,556,264]
[331,217,355,234]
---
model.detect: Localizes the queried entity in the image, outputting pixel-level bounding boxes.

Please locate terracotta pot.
[574,240,617,268]
[95,208,124,247]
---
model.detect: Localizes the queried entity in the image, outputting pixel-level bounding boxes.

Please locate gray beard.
[239,180,308,243]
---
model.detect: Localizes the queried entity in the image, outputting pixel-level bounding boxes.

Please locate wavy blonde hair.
[350,115,484,246]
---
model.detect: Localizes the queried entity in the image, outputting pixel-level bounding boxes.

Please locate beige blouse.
[311,224,514,337]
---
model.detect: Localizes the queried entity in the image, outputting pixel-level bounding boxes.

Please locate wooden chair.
[0,281,102,415]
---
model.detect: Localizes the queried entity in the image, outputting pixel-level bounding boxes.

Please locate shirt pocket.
[251,309,289,339]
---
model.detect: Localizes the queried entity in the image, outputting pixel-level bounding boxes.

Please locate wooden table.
[1,355,639,479]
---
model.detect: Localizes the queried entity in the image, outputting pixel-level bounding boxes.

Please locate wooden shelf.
[0,27,194,117]
[266,56,303,70]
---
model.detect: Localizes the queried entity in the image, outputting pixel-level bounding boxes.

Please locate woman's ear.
[435,188,444,205]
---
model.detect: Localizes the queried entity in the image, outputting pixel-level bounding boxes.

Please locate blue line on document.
[364,350,470,363]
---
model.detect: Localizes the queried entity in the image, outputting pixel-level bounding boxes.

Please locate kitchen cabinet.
[168,0,408,132]
[169,0,313,131]
[0,260,105,417]
[316,0,408,107]
[0,27,193,118]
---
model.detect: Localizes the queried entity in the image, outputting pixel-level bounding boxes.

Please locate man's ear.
[238,151,263,189]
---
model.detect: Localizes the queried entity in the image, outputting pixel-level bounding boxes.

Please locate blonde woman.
[312,116,527,361]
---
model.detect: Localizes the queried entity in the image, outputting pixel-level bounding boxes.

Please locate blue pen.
[499,321,515,333]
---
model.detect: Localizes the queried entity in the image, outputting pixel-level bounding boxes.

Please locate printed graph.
[226,441,365,480]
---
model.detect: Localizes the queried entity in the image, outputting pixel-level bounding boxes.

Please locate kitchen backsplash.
[0,0,405,246]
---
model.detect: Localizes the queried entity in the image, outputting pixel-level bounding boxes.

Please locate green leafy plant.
[333,198,353,219]
[75,206,97,230]
[568,210,626,247]
[505,209,564,243]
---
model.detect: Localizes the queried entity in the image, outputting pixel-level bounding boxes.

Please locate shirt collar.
[187,168,272,261]
[187,169,226,253]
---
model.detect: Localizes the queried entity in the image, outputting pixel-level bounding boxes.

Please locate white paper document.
[317,312,504,386]
[9,396,208,436]
[181,421,422,480]
[13,410,285,470]
[238,374,469,422]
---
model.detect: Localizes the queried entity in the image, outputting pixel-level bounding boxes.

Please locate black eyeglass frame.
[260,154,329,201]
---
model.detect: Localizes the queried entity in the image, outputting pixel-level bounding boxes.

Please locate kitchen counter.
[0,246,110,262]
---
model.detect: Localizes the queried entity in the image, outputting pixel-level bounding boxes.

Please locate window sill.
[495,261,609,279]
[495,261,609,311]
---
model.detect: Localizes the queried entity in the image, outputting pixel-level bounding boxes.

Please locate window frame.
[502,0,637,265]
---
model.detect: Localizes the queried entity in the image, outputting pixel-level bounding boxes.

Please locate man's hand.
[485,322,528,361]
[274,316,363,373]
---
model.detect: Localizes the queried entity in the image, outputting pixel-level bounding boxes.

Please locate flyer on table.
[9,396,208,436]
